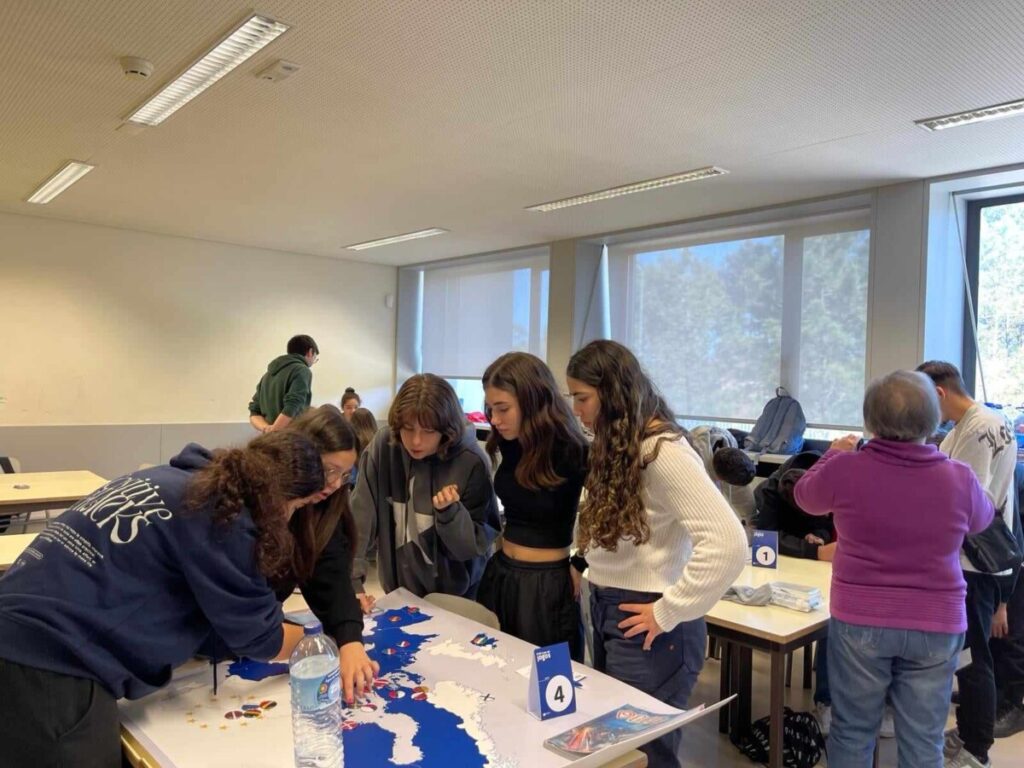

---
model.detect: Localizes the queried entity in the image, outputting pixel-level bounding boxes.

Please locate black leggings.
[0,657,120,768]
[476,551,583,661]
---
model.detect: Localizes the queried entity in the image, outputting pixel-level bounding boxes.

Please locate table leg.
[729,644,745,743]
[769,649,786,768]
[803,642,814,689]
[719,641,732,734]
[738,646,752,740]
[728,645,754,744]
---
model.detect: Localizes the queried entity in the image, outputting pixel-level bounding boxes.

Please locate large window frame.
[962,191,1024,398]
[608,210,871,430]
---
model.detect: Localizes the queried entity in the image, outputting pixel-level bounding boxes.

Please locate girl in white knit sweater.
[566,340,747,768]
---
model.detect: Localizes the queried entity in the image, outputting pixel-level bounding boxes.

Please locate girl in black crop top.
[475,352,589,660]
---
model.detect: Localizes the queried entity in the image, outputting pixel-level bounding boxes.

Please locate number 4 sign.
[752,530,779,569]
[526,642,576,721]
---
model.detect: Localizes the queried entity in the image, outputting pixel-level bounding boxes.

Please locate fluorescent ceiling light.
[526,166,729,212]
[26,161,95,204]
[346,228,449,251]
[127,14,289,126]
[915,97,1024,132]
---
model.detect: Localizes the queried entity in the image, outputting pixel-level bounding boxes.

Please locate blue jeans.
[590,586,705,768]
[827,618,962,768]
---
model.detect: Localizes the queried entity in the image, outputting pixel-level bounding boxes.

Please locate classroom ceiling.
[2,0,1024,266]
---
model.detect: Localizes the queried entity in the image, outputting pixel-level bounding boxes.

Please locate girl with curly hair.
[475,352,589,659]
[0,431,326,765]
[567,340,747,768]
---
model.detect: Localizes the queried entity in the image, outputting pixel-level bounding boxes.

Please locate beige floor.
[363,570,1024,766]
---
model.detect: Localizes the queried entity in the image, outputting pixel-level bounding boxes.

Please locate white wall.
[0,212,397,426]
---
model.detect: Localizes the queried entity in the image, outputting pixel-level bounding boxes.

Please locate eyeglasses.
[323,465,352,484]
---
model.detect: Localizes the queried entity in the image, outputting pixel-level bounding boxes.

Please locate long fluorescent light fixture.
[127,14,289,126]
[346,228,449,251]
[26,161,95,204]
[526,166,728,212]
[915,97,1024,132]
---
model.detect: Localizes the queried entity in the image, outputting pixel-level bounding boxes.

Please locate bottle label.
[317,667,340,707]
[292,662,340,712]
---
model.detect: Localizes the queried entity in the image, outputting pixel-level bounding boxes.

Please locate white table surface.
[705,556,832,644]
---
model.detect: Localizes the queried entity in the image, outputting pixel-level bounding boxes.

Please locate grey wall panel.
[0,422,252,479]
[0,424,161,479]
[159,423,254,462]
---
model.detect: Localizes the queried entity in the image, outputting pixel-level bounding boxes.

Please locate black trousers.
[993,573,1024,708]
[956,572,1000,762]
[0,657,120,768]
[476,551,583,661]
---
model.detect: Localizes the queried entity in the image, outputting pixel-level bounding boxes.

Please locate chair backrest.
[423,593,500,630]
[0,456,22,474]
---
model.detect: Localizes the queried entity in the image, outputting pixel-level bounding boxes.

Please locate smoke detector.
[255,59,300,82]
[120,56,154,80]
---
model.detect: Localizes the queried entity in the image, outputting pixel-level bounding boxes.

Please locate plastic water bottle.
[290,622,343,768]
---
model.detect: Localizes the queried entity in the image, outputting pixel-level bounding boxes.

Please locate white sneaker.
[879,705,895,738]
[814,702,831,736]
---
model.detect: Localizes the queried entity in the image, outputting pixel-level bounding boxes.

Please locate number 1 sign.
[526,642,576,721]
[752,530,779,568]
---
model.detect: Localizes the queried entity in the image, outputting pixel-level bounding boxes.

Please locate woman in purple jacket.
[795,370,994,768]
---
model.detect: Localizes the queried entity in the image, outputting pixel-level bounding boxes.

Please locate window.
[964,193,1024,406]
[609,212,870,428]
[399,249,550,414]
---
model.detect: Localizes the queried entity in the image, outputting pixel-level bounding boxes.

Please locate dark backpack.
[744,388,807,454]
[738,707,825,768]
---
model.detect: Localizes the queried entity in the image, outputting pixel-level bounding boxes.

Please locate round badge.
[755,545,777,566]
[544,675,573,713]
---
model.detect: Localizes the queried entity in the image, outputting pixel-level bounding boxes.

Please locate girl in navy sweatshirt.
[0,432,326,767]
[476,352,589,659]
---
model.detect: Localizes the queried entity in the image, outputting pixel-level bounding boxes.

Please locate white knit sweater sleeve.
[650,441,749,632]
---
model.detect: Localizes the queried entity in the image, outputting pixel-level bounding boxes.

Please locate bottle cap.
[303,621,323,636]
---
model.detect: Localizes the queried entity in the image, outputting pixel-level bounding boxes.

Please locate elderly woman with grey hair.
[794,370,995,768]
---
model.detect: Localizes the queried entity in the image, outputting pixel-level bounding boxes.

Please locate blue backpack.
[744,387,806,454]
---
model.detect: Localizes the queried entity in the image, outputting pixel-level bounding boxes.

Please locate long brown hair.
[483,352,587,490]
[567,340,687,553]
[185,431,324,579]
[288,405,358,582]
[349,407,379,454]
[388,374,466,460]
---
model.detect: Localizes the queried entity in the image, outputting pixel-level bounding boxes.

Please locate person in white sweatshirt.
[566,340,748,768]
[917,361,1018,768]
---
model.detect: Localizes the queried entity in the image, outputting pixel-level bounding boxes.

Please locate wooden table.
[706,556,832,768]
[0,471,107,518]
[0,533,37,572]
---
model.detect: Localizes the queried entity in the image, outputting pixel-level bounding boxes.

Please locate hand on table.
[357,593,376,614]
[805,534,825,545]
[339,641,379,705]
[618,602,664,651]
